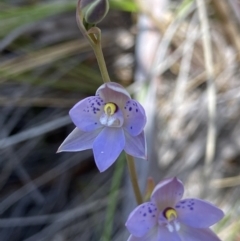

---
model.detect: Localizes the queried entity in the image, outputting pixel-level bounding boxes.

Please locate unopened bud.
[80,0,109,25]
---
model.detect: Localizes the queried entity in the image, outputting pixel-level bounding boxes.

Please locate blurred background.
[0,0,240,240]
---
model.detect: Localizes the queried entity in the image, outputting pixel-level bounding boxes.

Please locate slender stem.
[76,1,110,83]
[125,153,143,205]
[93,41,110,83]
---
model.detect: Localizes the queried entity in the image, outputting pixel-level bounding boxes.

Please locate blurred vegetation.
[0,0,240,241]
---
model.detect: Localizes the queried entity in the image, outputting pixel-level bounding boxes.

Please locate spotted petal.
[151,177,184,210]
[176,198,224,228]
[123,99,146,136]
[96,82,130,109]
[92,127,125,172]
[69,96,104,132]
[57,127,101,152]
[179,225,221,241]
[124,131,147,159]
[126,202,158,237]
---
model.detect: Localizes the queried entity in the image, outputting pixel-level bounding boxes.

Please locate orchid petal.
[57,127,101,152]
[151,177,184,210]
[158,226,182,241]
[179,225,221,241]
[96,82,130,109]
[127,227,159,241]
[69,96,104,132]
[126,202,158,237]
[176,198,224,228]
[93,127,125,172]
[123,99,146,136]
[124,131,147,159]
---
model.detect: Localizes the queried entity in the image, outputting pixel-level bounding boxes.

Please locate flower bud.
[80,0,109,25]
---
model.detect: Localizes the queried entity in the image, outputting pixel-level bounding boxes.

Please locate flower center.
[163,207,177,222]
[100,102,123,127]
[104,103,118,116]
[161,207,180,233]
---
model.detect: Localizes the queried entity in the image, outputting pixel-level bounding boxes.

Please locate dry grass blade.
[196,0,216,174]
[0,115,71,149]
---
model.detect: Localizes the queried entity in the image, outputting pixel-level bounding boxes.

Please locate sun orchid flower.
[58,82,147,172]
[126,177,224,241]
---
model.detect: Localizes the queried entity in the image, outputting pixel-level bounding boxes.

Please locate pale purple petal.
[123,100,146,136]
[158,226,182,241]
[179,225,221,241]
[69,96,104,132]
[126,202,158,237]
[57,127,101,152]
[127,227,159,241]
[96,82,130,109]
[124,131,147,159]
[176,198,224,228]
[151,177,184,210]
[92,127,125,172]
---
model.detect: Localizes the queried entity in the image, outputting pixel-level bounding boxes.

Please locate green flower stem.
[88,31,110,83]
[125,153,143,205]
[93,41,110,83]
[76,0,110,83]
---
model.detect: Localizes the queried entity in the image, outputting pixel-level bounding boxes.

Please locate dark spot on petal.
[136,109,138,112]
[152,215,155,217]
[129,107,132,111]
[176,205,180,208]
[143,213,146,217]
[190,208,194,210]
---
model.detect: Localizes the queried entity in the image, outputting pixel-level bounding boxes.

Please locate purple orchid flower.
[58,82,147,172]
[126,177,224,241]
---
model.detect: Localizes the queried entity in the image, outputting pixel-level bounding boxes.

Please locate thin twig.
[210,175,240,188]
